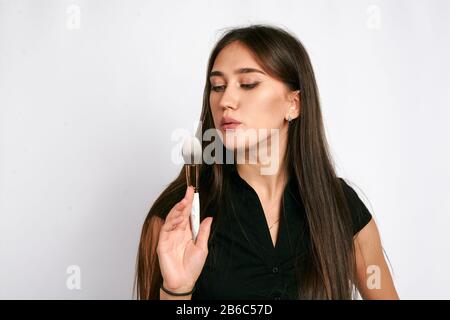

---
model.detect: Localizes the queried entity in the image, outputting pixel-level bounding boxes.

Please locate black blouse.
[191,166,372,300]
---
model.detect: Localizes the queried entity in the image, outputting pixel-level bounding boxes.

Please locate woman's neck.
[235,129,288,202]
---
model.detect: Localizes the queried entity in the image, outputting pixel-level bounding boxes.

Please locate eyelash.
[211,83,259,92]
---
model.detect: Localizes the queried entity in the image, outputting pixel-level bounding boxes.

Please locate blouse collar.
[225,164,298,203]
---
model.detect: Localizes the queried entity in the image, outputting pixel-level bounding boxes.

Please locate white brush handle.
[190,192,200,242]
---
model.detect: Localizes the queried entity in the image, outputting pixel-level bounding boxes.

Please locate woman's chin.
[218,128,262,157]
[222,139,259,156]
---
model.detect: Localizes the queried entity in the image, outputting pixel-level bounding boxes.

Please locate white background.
[1,0,449,299]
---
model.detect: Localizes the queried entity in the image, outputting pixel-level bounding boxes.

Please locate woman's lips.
[220,122,241,130]
[220,116,242,130]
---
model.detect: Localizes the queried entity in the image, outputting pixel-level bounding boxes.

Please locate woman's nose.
[218,85,238,110]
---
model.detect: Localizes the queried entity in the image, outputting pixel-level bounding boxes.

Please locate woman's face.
[209,41,298,154]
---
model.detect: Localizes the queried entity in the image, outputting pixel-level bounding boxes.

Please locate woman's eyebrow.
[209,67,266,78]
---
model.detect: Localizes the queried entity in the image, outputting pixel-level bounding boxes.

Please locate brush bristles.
[181,136,202,165]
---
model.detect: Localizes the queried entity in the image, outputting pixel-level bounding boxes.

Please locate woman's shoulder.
[337,177,373,235]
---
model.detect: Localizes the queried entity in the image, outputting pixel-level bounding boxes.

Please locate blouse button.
[272,267,279,274]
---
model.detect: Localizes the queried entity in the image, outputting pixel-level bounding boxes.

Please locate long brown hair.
[135,24,361,299]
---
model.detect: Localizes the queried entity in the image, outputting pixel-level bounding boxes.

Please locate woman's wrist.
[160,281,195,299]
[160,288,193,300]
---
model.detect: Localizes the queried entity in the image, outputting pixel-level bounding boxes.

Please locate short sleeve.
[338,178,373,235]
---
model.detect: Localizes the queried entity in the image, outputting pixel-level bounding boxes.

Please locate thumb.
[195,217,213,250]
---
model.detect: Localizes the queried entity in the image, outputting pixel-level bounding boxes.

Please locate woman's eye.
[240,83,259,89]
[211,85,226,92]
[211,82,259,92]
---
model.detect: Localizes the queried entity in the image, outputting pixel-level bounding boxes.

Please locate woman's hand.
[157,186,213,293]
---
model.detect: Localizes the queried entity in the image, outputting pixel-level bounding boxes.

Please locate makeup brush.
[181,136,202,242]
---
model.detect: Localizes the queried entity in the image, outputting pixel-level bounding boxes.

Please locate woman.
[135,24,399,300]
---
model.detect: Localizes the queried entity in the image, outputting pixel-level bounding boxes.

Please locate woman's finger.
[171,201,192,232]
[161,210,186,232]
[195,217,213,249]
[179,203,193,231]
[160,186,194,235]
[185,186,195,204]
[163,198,187,226]
[177,187,194,232]
[165,209,184,225]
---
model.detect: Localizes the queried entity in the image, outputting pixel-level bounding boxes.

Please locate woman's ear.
[286,90,301,120]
